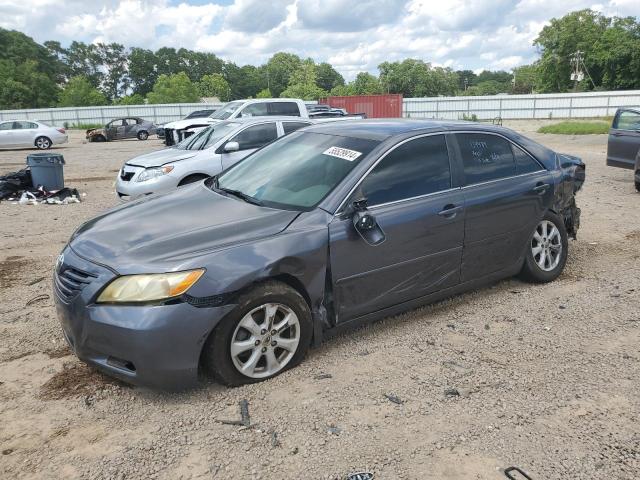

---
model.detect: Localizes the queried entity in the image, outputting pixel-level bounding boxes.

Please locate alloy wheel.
[230,303,300,379]
[36,137,51,149]
[531,220,562,272]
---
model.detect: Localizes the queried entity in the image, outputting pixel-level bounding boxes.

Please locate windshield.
[215,132,380,210]
[210,101,244,120]
[174,122,240,151]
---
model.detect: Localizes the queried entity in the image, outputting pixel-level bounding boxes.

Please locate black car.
[606,108,640,191]
[55,120,585,390]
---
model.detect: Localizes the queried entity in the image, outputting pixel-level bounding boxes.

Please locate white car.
[162,98,309,145]
[0,120,68,149]
[116,117,312,200]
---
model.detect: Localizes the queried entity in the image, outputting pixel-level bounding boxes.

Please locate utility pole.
[569,50,585,92]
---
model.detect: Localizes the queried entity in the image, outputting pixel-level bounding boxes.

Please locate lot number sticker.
[323,146,362,161]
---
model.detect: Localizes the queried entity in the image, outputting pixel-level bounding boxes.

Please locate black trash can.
[27,153,65,191]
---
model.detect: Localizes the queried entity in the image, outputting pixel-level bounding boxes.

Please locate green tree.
[512,64,539,93]
[113,93,145,105]
[264,52,302,97]
[197,73,231,101]
[128,48,159,96]
[280,59,327,100]
[315,62,344,92]
[58,76,108,107]
[65,41,104,88]
[351,72,384,94]
[256,88,272,98]
[146,72,200,104]
[97,42,129,101]
[378,59,458,96]
[224,63,266,99]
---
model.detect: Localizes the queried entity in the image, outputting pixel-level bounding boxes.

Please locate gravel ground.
[0,122,638,480]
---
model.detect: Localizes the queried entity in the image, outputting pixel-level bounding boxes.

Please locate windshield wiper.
[212,178,263,206]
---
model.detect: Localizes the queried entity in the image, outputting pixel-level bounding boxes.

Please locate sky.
[1,0,638,79]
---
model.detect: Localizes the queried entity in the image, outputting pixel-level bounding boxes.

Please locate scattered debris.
[327,424,341,435]
[291,447,299,455]
[384,393,404,405]
[25,294,50,306]
[444,388,460,397]
[219,399,251,427]
[357,350,370,356]
[2,449,14,455]
[347,472,374,480]
[504,466,533,479]
[45,345,72,359]
[484,323,490,330]
[27,276,46,286]
[270,431,280,448]
[313,373,332,380]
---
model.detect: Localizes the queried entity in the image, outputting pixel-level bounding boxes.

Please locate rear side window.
[231,123,278,150]
[456,133,515,185]
[360,134,451,206]
[0,122,13,130]
[269,102,300,116]
[513,144,543,174]
[283,122,310,135]
[239,103,268,117]
[614,110,640,131]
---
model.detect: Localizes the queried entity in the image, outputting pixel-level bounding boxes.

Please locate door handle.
[437,204,462,218]
[533,183,549,194]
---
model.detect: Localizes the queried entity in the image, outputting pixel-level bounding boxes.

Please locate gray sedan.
[54,120,585,390]
[86,117,157,142]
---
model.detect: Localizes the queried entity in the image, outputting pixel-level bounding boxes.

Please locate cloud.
[0,0,635,80]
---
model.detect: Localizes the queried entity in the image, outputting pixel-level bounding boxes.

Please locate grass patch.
[537,121,610,135]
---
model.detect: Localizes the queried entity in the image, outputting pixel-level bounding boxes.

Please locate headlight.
[96,269,205,303]
[136,165,174,182]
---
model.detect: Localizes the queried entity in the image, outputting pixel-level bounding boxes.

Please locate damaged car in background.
[86,117,157,142]
[54,119,585,390]
[116,117,312,199]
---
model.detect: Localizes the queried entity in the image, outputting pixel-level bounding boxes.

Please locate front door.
[453,132,553,282]
[0,121,17,147]
[607,109,640,170]
[329,134,465,322]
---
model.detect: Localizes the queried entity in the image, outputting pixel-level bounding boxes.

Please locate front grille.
[120,169,134,181]
[54,265,97,302]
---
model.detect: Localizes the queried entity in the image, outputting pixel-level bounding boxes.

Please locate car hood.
[70,183,301,271]
[163,118,221,130]
[125,148,199,168]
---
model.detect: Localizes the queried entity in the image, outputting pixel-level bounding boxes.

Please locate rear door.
[220,122,278,170]
[453,132,552,282]
[282,121,312,136]
[13,121,38,146]
[607,109,640,169]
[329,134,465,321]
[125,118,139,138]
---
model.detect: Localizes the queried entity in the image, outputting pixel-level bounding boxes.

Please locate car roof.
[302,118,513,141]
[231,98,301,104]
[224,116,313,125]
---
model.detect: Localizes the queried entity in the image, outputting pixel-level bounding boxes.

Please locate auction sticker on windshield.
[323,146,362,161]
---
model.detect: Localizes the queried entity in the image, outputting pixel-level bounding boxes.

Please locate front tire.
[35,136,52,149]
[202,281,312,386]
[519,212,568,283]
[137,131,149,141]
[635,180,640,193]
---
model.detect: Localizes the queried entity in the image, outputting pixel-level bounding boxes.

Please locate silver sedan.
[0,120,68,149]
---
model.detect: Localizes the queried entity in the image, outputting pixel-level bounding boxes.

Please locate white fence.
[403,90,640,120]
[0,103,223,127]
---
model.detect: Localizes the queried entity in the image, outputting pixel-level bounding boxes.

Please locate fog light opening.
[106,356,136,372]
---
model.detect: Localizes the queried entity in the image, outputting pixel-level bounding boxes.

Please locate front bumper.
[53,246,233,390]
[115,165,180,200]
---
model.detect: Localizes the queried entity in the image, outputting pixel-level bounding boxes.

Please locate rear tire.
[92,135,106,142]
[178,174,208,186]
[519,211,568,283]
[635,180,640,192]
[35,136,52,149]
[202,281,312,386]
[137,131,149,141]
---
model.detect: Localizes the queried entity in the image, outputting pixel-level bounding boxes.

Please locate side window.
[13,121,37,129]
[231,123,278,150]
[513,144,543,174]
[283,122,311,135]
[614,110,640,131]
[456,133,515,185]
[269,102,301,116]
[360,135,451,206]
[0,122,13,130]
[239,103,268,117]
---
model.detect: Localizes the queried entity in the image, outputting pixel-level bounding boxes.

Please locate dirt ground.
[0,122,638,480]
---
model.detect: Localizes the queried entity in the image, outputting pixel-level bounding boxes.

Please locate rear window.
[269,102,300,116]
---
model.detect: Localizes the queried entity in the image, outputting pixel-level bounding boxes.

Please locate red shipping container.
[319,94,403,118]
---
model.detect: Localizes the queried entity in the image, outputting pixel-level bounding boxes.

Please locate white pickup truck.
[162,98,365,145]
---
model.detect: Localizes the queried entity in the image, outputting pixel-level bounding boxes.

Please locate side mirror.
[350,198,385,246]
[224,141,239,152]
